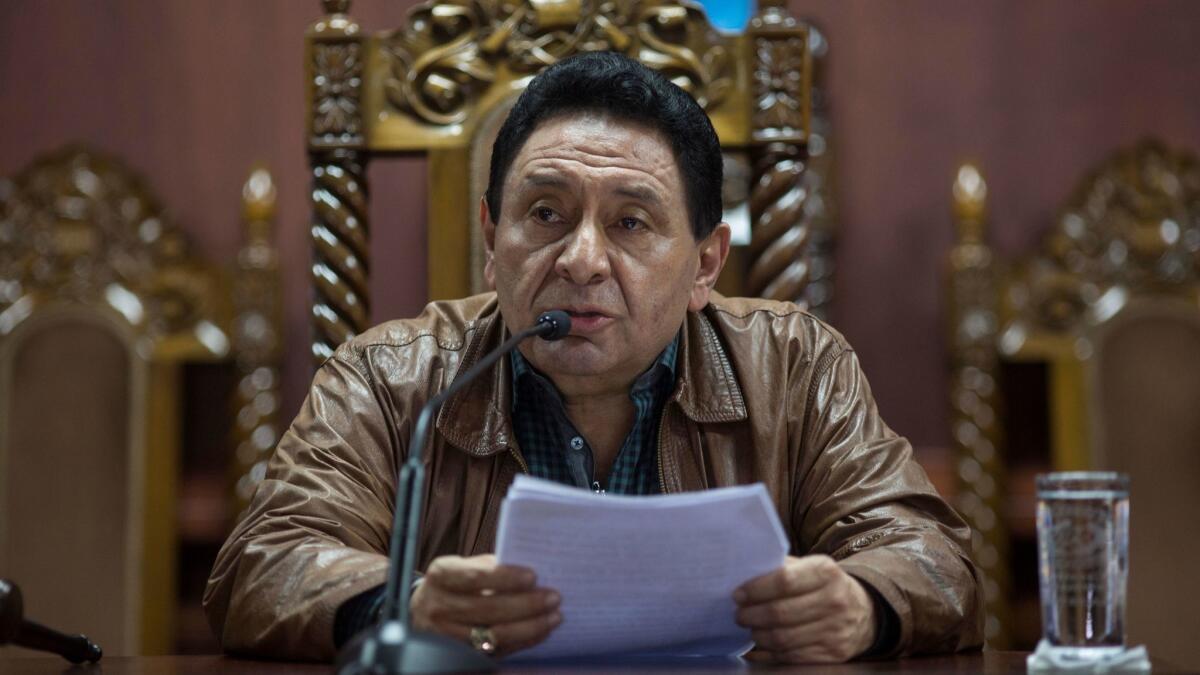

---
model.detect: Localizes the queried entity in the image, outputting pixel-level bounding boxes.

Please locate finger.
[736,591,828,628]
[428,555,537,593]
[435,611,563,657]
[735,555,839,605]
[426,556,537,594]
[435,588,561,626]
[490,610,564,656]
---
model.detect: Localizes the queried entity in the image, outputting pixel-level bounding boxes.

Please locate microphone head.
[535,310,572,341]
[0,579,23,644]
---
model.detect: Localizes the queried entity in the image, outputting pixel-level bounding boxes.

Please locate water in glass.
[1036,472,1129,660]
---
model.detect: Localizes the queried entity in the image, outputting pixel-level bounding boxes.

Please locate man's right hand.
[410,554,562,657]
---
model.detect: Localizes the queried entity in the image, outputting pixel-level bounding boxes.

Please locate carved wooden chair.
[947,141,1200,664]
[0,147,282,655]
[304,0,838,363]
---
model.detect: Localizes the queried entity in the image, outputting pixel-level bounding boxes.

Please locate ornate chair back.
[0,146,231,655]
[0,148,282,655]
[304,0,838,364]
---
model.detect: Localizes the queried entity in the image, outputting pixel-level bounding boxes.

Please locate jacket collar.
[676,305,749,424]
[435,299,748,457]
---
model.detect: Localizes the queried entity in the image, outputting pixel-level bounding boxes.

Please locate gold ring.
[469,626,497,655]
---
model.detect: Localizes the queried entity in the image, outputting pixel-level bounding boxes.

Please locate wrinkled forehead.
[507,112,685,192]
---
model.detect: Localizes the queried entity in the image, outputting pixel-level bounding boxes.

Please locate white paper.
[495,475,788,659]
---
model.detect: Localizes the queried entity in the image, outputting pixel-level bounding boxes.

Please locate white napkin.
[1027,640,1152,673]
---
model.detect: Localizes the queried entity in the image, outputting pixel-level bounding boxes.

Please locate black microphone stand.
[335,311,570,675]
[0,579,102,664]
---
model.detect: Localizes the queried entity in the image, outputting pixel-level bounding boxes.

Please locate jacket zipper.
[656,407,669,494]
[507,445,529,474]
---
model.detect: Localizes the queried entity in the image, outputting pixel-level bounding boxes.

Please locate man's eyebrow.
[519,173,571,190]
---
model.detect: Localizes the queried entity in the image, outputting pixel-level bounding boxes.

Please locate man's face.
[482,113,729,394]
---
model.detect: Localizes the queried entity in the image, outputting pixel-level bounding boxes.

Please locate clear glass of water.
[1036,471,1130,659]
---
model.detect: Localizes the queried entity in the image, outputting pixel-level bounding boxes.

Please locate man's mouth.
[554,307,615,333]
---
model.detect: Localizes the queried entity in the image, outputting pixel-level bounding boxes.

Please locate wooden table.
[0,651,1144,674]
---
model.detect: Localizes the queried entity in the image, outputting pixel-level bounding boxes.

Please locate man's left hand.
[733,554,876,664]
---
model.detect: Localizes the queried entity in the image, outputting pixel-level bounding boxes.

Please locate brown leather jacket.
[204,293,983,661]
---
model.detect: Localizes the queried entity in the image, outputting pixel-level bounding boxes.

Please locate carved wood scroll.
[381,0,734,126]
[309,150,369,366]
[0,145,225,352]
[1004,140,1200,344]
[946,163,1011,648]
[231,168,283,516]
[745,0,817,312]
[308,2,370,366]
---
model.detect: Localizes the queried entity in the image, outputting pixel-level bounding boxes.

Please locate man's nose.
[554,218,611,286]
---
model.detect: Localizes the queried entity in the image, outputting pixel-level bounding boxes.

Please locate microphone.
[536,309,571,341]
[0,579,102,664]
[336,310,571,675]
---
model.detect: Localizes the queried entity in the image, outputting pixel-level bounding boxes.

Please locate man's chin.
[526,339,616,378]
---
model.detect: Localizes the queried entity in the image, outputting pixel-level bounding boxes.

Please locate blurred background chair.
[303,0,837,362]
[0,146,281,655]
[947,140,1200,666]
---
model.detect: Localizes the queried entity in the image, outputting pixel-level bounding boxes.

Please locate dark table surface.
[0,651,1186,674]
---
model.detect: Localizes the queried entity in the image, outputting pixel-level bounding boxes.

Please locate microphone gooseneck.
[337,313,571,674]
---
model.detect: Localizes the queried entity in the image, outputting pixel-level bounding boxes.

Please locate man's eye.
[618,216,644,231]
[534,206,559,223]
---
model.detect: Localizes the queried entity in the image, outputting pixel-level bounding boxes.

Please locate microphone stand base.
[335,620,497,675]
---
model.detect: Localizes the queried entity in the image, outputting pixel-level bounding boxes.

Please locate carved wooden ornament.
[0,145,227,355]
[1006,140,1200,341]
[382,0,733,126]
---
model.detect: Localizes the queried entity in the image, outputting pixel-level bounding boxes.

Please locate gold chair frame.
[0,145,229,654]
[304,0,826,363]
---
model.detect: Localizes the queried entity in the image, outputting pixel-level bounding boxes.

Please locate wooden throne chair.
[947,140,1200,665]
[0,146,282,655]
[304,0,839,363]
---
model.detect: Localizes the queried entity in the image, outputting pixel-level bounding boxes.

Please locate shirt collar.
[435,295,747,458]
[509,332,680,411]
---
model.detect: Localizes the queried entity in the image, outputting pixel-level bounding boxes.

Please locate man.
[205,52,983,663]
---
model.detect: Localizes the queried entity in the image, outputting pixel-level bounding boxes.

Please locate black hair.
[485,51,723,240]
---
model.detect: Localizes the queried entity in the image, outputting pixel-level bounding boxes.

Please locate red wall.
[3,0,1199,454]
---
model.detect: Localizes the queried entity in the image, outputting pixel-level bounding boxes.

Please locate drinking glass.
[1036,471,1129,659]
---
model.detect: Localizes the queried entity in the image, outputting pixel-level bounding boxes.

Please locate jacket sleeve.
[203,353,399,661]
[792,347,985,656]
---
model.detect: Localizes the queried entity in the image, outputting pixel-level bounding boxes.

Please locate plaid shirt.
[509,334,679,495]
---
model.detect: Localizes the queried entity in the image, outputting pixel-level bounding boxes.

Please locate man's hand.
[734,554,876,664]
[410,554,562,657]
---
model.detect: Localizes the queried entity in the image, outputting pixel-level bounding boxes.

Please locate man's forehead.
[508,114,682,189]
[530,109,667,143]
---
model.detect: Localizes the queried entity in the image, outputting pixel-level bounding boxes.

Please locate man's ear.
[688,222,731,312]
[481,197,497,291]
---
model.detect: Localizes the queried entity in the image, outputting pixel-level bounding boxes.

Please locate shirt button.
[569,436,584,451]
